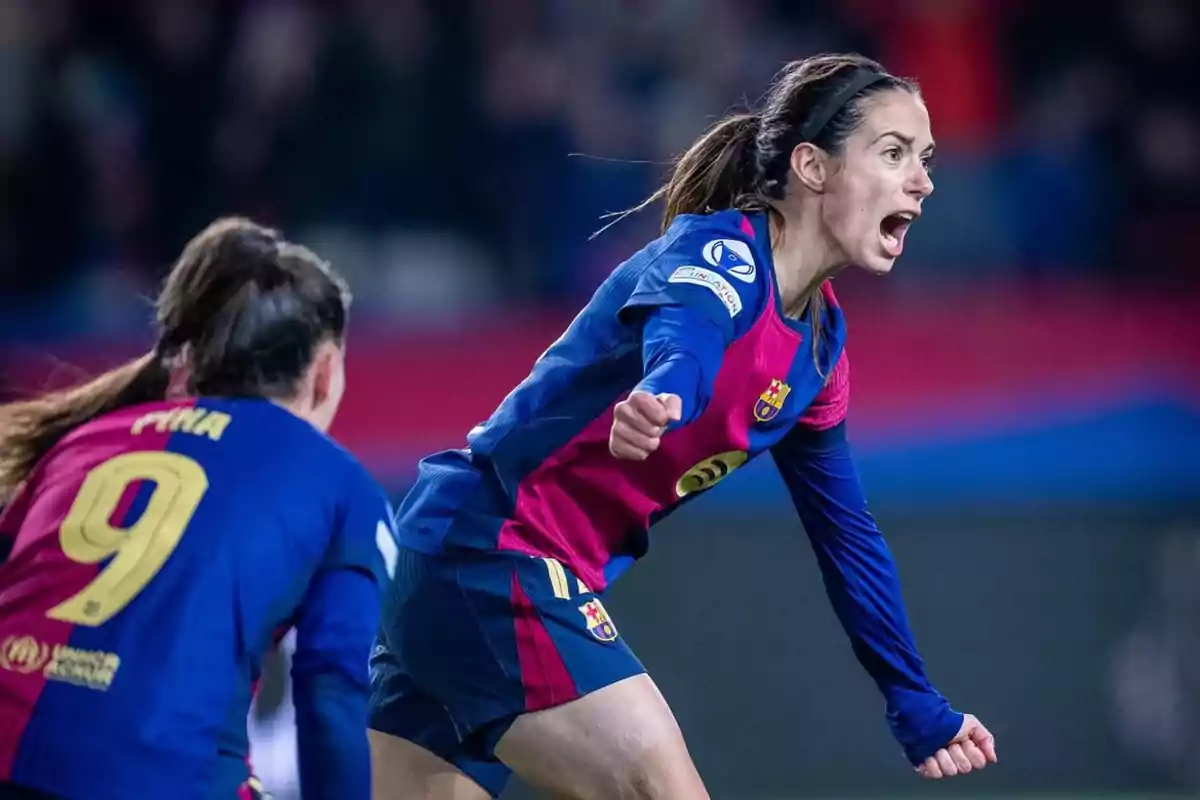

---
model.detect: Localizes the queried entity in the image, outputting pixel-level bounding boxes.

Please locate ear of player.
[609,391,683,461]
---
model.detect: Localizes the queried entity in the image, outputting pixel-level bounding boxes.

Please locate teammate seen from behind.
[0,218,396,800]
[368,53,998,799]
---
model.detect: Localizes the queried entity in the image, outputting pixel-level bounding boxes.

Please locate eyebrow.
[873,130,936,153]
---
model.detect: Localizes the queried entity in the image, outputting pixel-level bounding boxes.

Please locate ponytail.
[0,352,169,501]
[607,111,828,374]
[657,113,763,231]
[598,113,767,237]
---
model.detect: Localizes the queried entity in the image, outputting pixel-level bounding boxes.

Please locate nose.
[907,162,934,199]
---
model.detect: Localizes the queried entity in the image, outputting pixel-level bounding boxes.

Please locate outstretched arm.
[770,420,966,765]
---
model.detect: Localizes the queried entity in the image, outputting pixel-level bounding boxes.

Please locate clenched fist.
[609,391,682,460]
[915,714,998,779]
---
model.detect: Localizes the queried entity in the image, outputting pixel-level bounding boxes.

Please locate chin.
[856,254,897,276]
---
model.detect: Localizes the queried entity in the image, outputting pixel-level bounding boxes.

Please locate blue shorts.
[368,546,645,797]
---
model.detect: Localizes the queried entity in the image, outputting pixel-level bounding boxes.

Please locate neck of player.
[768,202,848,318]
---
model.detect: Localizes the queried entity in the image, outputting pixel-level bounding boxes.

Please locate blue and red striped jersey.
[394,209,964,765]
[0,397,395,800]
[397,210,848,589]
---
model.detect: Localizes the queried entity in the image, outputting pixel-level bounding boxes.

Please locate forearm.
[636,305,726,427]
[773,423,962,763]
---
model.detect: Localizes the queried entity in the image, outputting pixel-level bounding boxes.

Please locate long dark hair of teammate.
[0,217,350,501]
[617,52,918,360]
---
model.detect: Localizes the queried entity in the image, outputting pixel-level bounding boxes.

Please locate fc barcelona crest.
[578,599,618,642]
[754,378,791,422]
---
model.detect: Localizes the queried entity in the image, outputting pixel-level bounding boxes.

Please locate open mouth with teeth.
[879,212,915,257]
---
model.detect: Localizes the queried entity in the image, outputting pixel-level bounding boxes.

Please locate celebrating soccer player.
[368,53,997,799]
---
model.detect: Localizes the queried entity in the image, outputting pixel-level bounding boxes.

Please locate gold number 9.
[47,451,209,627]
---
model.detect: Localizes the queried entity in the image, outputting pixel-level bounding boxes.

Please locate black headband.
[798,69,888,144]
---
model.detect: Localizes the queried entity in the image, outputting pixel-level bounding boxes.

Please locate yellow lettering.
[192,411,231,441]
[169,407,208,434]
[130,411,167,436]
[156,409,179,433]
[44,645,121,691]
[130,408,232,441]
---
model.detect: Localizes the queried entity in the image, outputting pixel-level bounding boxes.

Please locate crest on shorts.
[578,599,618,642]
[754,378,791,422]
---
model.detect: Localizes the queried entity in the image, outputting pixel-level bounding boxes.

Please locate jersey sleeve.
[322,467,398,588]
[290,466,396,800]
[619,223,768,426]
[635,305,727,427]
[770,422,963,765]
[619,225,766,344]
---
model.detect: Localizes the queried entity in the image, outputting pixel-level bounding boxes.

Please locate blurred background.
[1,0,1198,797]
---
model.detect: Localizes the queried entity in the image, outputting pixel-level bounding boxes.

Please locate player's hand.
[609,391,682,460]
[915,713,997,779]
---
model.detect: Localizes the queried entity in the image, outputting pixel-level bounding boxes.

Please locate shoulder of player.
[660,210,763,261]
[656,212,770,301]
[261,417,394,552]
[273,418,390,527]
[280,413,381,496]
[193,398,324,449]
[329,447,395,562]
[192,398,373,487]
[296,422,390,512]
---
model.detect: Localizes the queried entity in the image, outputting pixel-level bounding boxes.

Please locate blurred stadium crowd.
[1,0,1198,341]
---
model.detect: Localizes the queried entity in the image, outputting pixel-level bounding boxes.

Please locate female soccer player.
[369,53,998,799]
[0,218,396,800]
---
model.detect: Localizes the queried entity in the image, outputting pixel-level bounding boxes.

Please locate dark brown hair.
[621,53,918,352]
[0,217,350,500]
